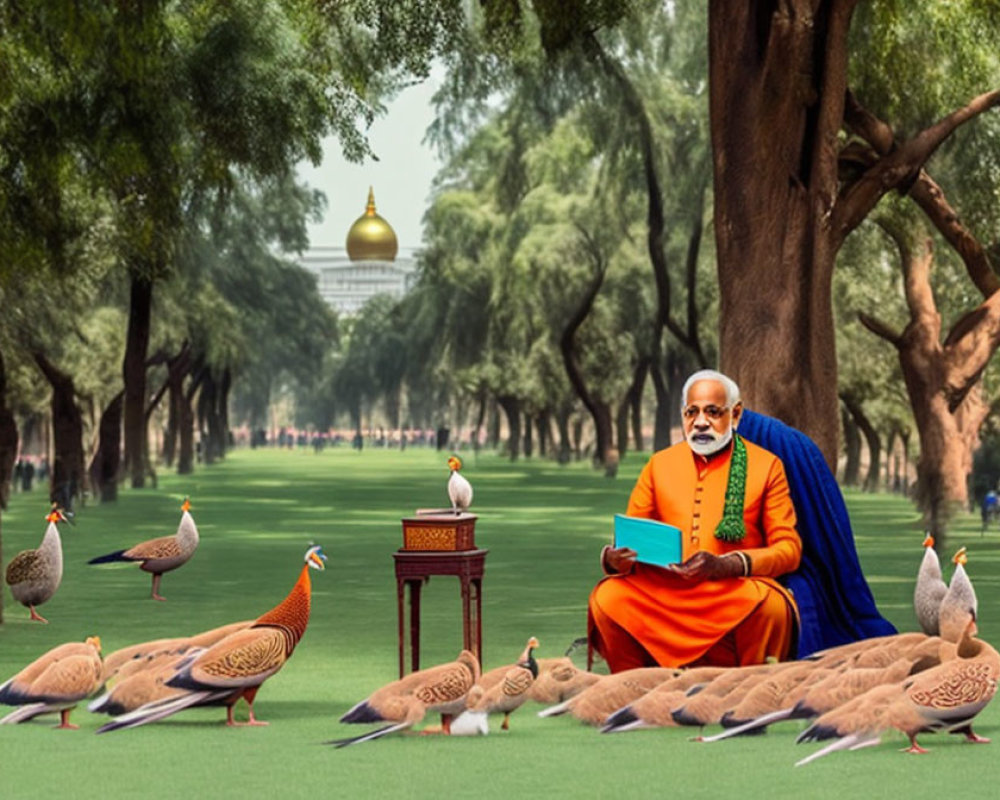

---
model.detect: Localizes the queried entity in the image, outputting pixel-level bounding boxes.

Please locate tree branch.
[857,311,902,347]
[835,87,1000,242]
[844,90,1000,298]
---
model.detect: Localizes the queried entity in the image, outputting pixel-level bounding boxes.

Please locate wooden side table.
[393,548,488,677]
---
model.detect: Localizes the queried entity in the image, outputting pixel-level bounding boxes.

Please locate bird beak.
[308,550,327,570]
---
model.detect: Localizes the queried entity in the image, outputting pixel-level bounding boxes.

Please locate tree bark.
[555,405,572,464]
[162,343,192,467]
[178,364,206,476]
[122,271,153,488]
[841,392,881,492]
[0,348,18,511]
[522,410,533,458]
[33,352,85,510]
[497,395,521,461]
[840,406,860,486]
[89,390,124,503]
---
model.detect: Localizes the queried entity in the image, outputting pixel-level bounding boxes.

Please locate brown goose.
[5,507,70,622]
[331,650,481,746]
[0,636,102,728]
[88,497,199,600]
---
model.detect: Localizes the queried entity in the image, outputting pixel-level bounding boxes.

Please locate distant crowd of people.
[9,456,49,493]
[239,425,467,452]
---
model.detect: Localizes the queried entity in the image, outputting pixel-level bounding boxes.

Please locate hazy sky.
[295,76,444,251]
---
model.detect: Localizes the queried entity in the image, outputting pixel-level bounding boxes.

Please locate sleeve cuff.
[601,545,630,576]
[733,550,752,577]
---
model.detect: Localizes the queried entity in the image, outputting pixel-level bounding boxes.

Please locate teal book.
[613,514,683,567]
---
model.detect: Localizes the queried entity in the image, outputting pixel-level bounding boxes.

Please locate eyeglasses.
[682,404,730,421]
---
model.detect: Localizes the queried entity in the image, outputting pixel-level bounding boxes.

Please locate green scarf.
[714,433,747,542]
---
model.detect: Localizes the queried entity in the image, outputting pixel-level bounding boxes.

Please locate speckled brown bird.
[537,667,680,726]
[0,636,102,728]
[5,507,70,622]
[796,620,999,765]
[452,637,539,734]
[90,621,255,716]
[332,650,481,746]
[88,497,199,600]
[95,546,327,733]
[526,657,602,705]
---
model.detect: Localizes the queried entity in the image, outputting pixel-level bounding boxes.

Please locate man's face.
[683,380,740,456]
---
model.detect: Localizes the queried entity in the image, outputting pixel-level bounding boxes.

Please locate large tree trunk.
[122,272,153,488]
[33,353,85,510]
[89,391,124,503]
[709,2,846,469]
[522,410,533,458]
[0,349,18,511]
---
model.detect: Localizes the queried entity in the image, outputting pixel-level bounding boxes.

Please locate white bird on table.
[447,456,473,515]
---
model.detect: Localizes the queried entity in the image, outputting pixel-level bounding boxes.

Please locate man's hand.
[667,551,743,582]
[603,546,637,575]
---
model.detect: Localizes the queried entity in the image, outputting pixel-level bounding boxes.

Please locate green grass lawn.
[1,446,999,799]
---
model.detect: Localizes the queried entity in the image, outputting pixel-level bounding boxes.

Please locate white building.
[297,188,418,315]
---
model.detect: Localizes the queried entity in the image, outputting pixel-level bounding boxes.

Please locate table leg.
[460,576,472,655]
[397,578,405,678]
[409,578,422,673]
[472,577,483,668]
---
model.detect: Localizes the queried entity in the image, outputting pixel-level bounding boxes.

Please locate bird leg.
[28,605,49,623]
[55,709,78,730]
[902,735,928,754]
[226,689,268,727]
[151,574,166,602]
[953,723,990,744]
[501,713,510,731]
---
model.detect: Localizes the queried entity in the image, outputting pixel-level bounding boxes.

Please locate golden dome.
[346,187,398,262]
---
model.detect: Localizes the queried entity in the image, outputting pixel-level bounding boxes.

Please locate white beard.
[687,424,734,457]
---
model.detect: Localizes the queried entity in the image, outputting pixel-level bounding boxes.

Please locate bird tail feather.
[537,699,573,718]
[794,733,876,767]
[327,721,410,747]
[701,707,795,742]
[601,718,649,734]
[0,702,52,724]
[88,550,131,565]
[87,691,113,715]
[96,690,224,733]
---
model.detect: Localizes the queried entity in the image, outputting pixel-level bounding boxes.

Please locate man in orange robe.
[588,370,802,672]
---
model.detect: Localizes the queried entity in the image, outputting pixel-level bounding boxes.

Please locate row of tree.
[316,2,1000,539]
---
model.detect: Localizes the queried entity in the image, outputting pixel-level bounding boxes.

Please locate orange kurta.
[588,437,802,668]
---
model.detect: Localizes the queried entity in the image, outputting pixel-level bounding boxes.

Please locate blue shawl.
[738,409,897,656]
